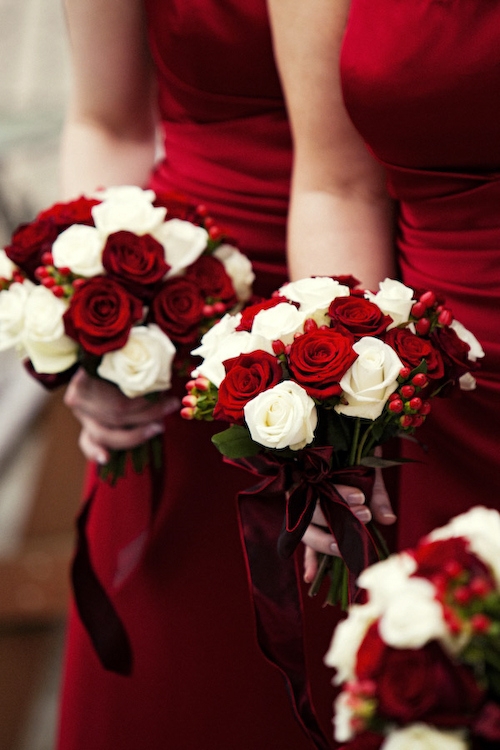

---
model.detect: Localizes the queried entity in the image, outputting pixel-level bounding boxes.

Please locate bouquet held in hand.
[0,186,254,482]
[327,506,500,750]
[182,275,483,604]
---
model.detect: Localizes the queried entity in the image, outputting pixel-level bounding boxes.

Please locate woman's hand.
[64,368,180,464]
[302,464,396,583]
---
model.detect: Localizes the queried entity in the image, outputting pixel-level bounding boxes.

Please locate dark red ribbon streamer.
[71,439,165,675]
[227,448,381,750]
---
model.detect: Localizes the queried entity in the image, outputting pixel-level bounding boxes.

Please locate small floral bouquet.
[327,506,500,750]
[182,275,483,603]
[0,185,254,482]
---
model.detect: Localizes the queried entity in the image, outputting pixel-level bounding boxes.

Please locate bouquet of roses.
[327,506,500,750]
[182,275,483,604]
[0,185,254,482]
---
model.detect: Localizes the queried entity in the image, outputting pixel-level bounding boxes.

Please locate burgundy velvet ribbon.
[227,448,380,750]
[71,439,165,675]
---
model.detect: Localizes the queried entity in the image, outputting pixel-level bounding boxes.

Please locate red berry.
[400,384,415,399]
[388,399,404,414]
[52,285,65,298]
[41,251,54,265]
[400,414,413,428]
[412,372,428,388]
[180,406,195,420]
[272,339,285,356]
[419,290,436,308]
[444,560,463,579]
[182,394,197,408]
[194,376,210,391]
[204,217,214,228]
[208,225,221,240]
[471,614,491,634]
[388,392,400,402]
[411,301,426,319]
[454,586,472,605]
[399,366,411,380]
[212,301,226,315]
[443,605,462,634]
[57,266,72,276]
[42,276,56,288]
[409,396,422,411]
[415,317,431,335]
[35,266,49,280]
[202,304,215,318]
[304,318,318,333]
[411,415,425,428]
[420,400,431,416]
[72,278,86,290]
[438,309,453,326]
[469,577,492,598]
[196,204,208,216]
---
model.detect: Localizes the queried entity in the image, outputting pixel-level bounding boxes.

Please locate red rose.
[328,297,392,338]
[5,219,59,280]
[333,274,361,290]
[37,196,99,227]
[431,326,477,380]
[185,255,236,306]
[374,641,484,727]
[287,329,357,400]
[384,327,444,381]
[236,296,290,332]
[63,276,143,356]
[102,230,170,301]
[149,276,205,345]
[213,351,283,424]
[412,537,492,585]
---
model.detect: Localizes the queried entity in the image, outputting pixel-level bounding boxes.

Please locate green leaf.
[211,424,262,458]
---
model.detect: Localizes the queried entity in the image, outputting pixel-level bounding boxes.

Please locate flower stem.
[349,418,361,466]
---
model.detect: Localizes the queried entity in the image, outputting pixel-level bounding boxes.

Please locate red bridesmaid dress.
[340,0,500,547]
[57,2,336,748]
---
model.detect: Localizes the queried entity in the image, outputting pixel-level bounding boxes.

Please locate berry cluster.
[387,367,432,431]
[34,251,81,299]
[431,559,496,638]
[410,289,454,336]
[181,376,218,421]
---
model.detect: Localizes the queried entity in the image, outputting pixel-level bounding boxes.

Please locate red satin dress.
[57,2,336,748]
[341,1,500,547]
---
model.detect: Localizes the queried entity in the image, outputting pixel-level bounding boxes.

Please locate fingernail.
[347,491,364,504]
[163,398,181,415]
[354,508,372,523]
[382,508,397,521]
[95,451,108,465]
[144,422,165,439]
[330,543,339,555]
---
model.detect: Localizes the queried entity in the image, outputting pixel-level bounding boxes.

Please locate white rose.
[450,319,485,361]
[365,278,415,329]
[336,337,403,420]
[428,505,500,584]
[154,218,208,276]
[0,248,16,280]
[191,312,242,361]
[278,277,350,320]
[357,552,417,609]
[244,380,317,451]
[195,330,273,387]
[92,186,166,237]
[324,602,380,684]
[333,691,356,743]
[22,286,78,373]
[381,723,467,750]
[97,323,175,398]
[213,244,255,302]
[379,576,447,648]
[0,280,34,351]
[52,224,105,277]
[251,303,306,345]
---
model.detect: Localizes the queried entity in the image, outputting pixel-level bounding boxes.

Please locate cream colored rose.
[357,552,417,609]
[191,312,241,361]
[336,337,403,420]
[97,323,175,398]
[52,224,105,277]
[378,576,448,649]
[325,602,380,684]
[365,278,415,329]
[154,219,208,275]
[0,248,16,280]
[278,277,350,319]
[381,723,467,750]
[333,691,356,743]
[22,286,78,373]
[251,302,305,345]
[213,244,255,302]
[0,280,34,351]
[244,380,317,451]
[195,330,272,387]
[92,186,167,237]
[428,505,500,585]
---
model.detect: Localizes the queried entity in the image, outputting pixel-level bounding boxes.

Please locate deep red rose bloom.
[185,255,236,306]
[356,622,387,681]
[374,641,484,727]
[37,196,99,227]
[328,296,393,338]
[384,327,444,380]
[333,274,361,290]
[213,351,283,424]
[5,219,59,280]
[412,537,492,585]
[149,276,205,345]
[63,276,143,356]
[236,296,290,332]
[287,329,357,400]
[431,326,477,380]
[102,230,170,301]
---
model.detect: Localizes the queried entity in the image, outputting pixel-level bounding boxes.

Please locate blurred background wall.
[0,2,86,748]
